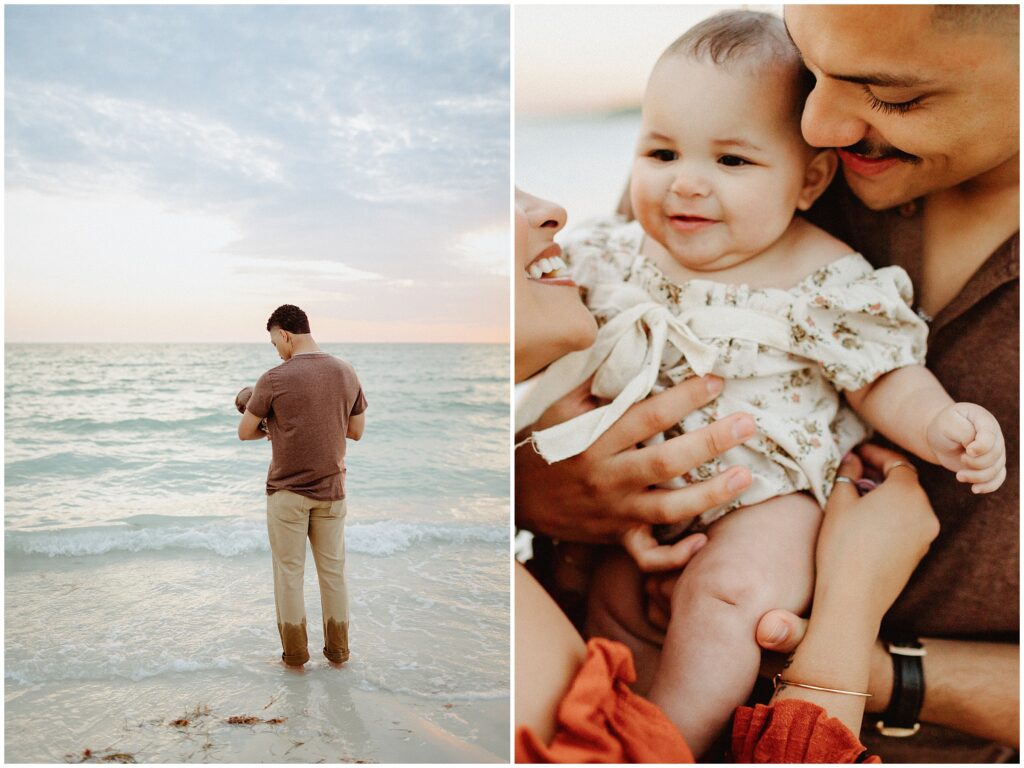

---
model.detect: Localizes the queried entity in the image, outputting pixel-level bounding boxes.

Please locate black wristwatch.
[875,636,926,737]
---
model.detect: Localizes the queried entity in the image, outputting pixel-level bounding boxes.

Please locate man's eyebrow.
[832,72,932,88]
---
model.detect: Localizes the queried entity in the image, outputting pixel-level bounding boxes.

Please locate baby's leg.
[647,492,821,757]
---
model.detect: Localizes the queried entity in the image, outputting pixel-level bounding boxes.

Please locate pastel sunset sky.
[6,5,510,343]
[516,4,781,117]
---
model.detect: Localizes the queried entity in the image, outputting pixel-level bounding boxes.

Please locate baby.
[518,11,1006,756]
[235,386,269,434]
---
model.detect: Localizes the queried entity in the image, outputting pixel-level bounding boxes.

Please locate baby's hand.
[621,525,707,572]
[926,403,1006,493]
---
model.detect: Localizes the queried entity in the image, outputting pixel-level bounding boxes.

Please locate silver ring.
[833,476,856,486]
[885,461,918,478]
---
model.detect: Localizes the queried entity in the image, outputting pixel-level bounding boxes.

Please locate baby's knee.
[674,557,777,616]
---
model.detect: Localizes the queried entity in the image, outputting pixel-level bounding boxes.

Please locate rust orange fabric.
[732,699,881,763]
[516,638,694,763]
[516,638,879,764]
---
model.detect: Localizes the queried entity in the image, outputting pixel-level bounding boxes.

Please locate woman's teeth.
[527,255,567,279]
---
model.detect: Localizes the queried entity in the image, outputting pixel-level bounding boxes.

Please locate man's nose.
[669,163,711,198]
[801,82,870,149]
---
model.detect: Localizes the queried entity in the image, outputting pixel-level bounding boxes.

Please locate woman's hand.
[814,444,940,623]
[766,444,939,732]
[515,375,755,544]
[758,443,939,650]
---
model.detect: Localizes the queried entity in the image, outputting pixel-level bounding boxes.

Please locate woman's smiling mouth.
[526,245,576,285]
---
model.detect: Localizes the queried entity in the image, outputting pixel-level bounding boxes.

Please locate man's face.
[269,327,292,361]
[786,5,1019,210]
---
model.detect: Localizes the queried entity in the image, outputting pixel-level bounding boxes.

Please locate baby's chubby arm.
[845,365,1005,493]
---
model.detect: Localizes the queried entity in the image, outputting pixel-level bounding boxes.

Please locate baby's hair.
[659,10,813,119]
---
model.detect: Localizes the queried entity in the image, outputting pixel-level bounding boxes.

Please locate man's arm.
[870,637,1019,748]
[347,411,365,441]
[238,410,267,441]
[757,612,1020,747]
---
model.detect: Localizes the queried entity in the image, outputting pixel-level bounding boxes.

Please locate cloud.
[4,5,510,342]
[235,257,382,283]
[451,226,511,277]
[6,81,284,190]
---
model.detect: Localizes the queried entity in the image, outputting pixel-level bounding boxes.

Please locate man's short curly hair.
[266,304,311,334]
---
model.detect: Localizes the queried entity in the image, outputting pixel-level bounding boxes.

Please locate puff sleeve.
[786,261,928,392]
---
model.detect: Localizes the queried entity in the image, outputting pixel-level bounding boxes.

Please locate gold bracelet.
[773,673,872,698]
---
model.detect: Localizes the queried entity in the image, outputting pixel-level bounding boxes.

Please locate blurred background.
[516,4,780,223]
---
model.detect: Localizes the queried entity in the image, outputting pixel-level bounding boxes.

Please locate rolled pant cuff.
[281,649,310,666]
[323,647,350,663]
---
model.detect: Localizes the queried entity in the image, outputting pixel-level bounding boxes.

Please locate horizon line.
[4,340,509,346]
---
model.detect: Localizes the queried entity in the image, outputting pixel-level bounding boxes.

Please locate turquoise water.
[6,343,508,531]
[5,343,509,761]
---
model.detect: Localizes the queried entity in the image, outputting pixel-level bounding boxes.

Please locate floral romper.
[563,217,929,531]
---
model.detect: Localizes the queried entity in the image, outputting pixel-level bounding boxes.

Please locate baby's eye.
[718,155,750,167]
[648,149,678,162]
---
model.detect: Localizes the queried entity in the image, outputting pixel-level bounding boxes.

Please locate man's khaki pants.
[266,490,349,665]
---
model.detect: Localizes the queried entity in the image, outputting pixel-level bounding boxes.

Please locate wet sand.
[7,663,508,763]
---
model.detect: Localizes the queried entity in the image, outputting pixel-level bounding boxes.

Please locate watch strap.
[875,637,925,737]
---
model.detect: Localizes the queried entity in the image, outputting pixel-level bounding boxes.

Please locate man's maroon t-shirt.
[247,353,367,501]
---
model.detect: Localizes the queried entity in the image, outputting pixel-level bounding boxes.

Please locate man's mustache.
[842,139,921,165]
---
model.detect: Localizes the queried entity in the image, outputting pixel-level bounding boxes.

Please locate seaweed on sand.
[64,748,137,764]
[225,714,288,725]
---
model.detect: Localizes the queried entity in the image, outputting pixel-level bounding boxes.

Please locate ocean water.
[516,111,642,224]
[5,343,510,762]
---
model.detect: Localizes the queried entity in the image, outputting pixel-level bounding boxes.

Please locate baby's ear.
[796,149,838,211]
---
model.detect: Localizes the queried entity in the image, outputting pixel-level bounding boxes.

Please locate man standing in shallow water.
[238,304,367,668]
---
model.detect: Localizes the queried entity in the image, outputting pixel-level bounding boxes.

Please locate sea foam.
[5,518,505,559]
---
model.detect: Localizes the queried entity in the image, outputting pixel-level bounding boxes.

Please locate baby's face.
[630,55,815,274]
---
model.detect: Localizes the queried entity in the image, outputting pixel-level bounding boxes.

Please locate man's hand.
[238,410,269,441]
[515,375,755,543]
[926,402,1006,493]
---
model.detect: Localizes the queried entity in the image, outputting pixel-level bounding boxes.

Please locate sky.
[516,4,781,117]
[5,5,510,343]
[515,5,780,223]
